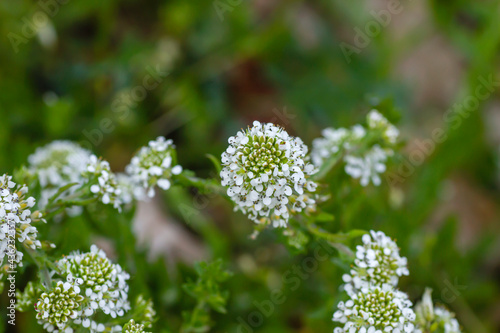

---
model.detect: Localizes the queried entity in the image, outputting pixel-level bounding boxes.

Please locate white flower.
[35,281,84,333]
[28,141,92,215]
[220,121,317,228]
[83,155,123,211]
[122,319,151,333]
[57,245,131,320]
[115,173,135,205]
[345,145,390,186]
[343,230,409,295]
[125,136,182,200]
[333,284,416,333]
[0,175,42,270]
[367,110,399,144]
[311,127,350,167]
[311,110,399,187]
[414,289,462,333]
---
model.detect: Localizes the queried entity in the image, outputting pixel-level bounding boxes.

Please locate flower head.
[220,121,317,228]
[311,110,398,187]
[345,145,390,186]
[115,173,135,206]
[414,289,462,333]
[125,136,182,199]
[28,141,92,214]
[367,110,399,144]
[0,175,42,269]
[333,284,416,333]
[28,141,92,188]
[35,281,84,333]
[122,319,151,333]
[83,155,123,211]
[343,230,409,294]
[311,127,350,167]
[57,245,130,319]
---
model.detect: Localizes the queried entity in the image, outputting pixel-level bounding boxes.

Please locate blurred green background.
[1,0,500,332]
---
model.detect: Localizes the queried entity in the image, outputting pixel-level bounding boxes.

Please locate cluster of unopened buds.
[414,289,462,333]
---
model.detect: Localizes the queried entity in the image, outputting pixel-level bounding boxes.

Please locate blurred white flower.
[345,145,390,186]
[220,121,317,228]
[125,136,182,200]
[123,319,151,333]
[28,141,92,215]
[311,110,399,187]
[83,155,123,211]
[367,110,399,144]
[311,127,349,167]
[116,173,135,205]
[414,289,462,333]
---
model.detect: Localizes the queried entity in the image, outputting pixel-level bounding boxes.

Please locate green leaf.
[205,154,222,174]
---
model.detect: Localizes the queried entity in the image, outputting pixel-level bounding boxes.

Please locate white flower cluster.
[343,230,409,294]
[344,145,388,186]
[333,230,416,333]
[0,174,42,269]
[125,136,183,200]
[311,110,398,186]
[35,280,84,333]
[367,110,399,144]
[220,121,317,228]
[57,245,131,322]
[414,289,462,333]
[333,284,416,333]
[28,141,92,215]
[83,155,124,211]
[35,245,132,332]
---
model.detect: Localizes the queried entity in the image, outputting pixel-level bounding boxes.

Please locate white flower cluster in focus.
[220,121,317,228]
[0,174,42,270]
[125,136,183,200]
[333,230,415,333]
[57,244,131,324]
[35,280,84,333]
[28,141,92,215]
[414,289,462,333]
[83,155,124,211]
[311,110,398,186]
[333,284,416,333]
[343,230,409,295]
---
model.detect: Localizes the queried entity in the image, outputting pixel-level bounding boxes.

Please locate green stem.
[24,245,52,289]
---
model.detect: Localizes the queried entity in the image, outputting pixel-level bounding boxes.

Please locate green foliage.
[181,260,232,333]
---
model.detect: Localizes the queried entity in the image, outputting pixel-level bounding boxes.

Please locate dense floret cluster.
[0,174,42,270]
[125,136,183,200]
[220,121,317,227]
